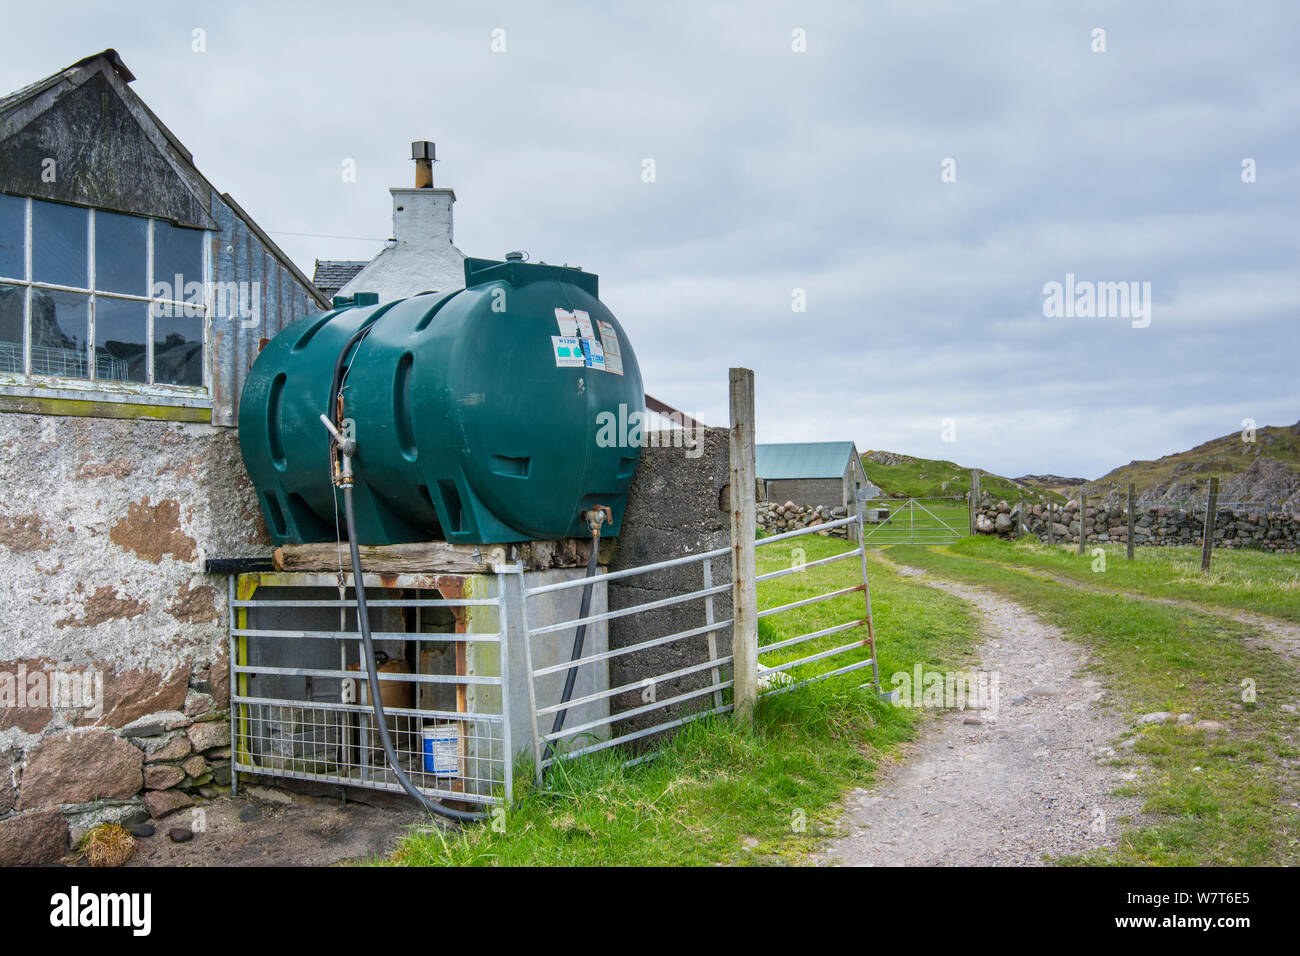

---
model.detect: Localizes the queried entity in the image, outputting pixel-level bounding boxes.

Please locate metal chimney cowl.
[412,140,435,188]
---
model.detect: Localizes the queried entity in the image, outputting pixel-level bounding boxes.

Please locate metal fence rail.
[755,514,880,697]
[517,545,735,778]
[228,574,512,807]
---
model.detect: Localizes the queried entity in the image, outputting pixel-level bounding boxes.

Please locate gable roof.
[0,49,134,114]
[756,441,860,480]
[313,260,368,300]
[0,49,326,306]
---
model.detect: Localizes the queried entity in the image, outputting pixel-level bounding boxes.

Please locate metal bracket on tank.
[320,414,356,487]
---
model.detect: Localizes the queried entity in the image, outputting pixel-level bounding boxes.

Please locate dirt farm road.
[819,566,1144,866]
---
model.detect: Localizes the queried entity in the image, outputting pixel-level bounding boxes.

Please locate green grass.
[887,543,1300,865]
[384,538,979,866]
[946,535,1300,623]
[860,452,1063,504]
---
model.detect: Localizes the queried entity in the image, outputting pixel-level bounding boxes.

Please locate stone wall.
[972,495,1300,553]
[757,500,851,538]
[0,411,265,864]
[607,428,733,738]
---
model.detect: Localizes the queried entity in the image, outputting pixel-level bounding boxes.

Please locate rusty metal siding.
[208,193,324,427]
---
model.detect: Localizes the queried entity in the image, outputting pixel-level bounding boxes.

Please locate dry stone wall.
[973,496,1300,553]
[757,500,851,538]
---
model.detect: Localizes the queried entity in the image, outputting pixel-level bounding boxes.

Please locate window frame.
[0,195,212,409]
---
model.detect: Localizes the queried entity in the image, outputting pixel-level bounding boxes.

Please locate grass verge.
[946,535,1300,622]
[384,538,978,866]
[887,543,1300,865]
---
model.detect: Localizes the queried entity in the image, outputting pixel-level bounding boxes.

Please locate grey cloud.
[1,0,1294,477]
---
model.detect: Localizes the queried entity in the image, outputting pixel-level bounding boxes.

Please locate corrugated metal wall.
[208,193,325,426]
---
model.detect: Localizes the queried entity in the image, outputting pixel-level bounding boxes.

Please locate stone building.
[756,440,875,510]
[0,50,326,864]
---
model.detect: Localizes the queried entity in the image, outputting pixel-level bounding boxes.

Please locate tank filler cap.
[504,251,527,261]
[331,292,380,309]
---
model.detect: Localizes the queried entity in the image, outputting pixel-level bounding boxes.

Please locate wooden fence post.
[1078,491,1087,554]
[1126,481,1136,560]
[728,368,759,721]
[1018,496,1025,536]
[1047,502,1055,545]
[968,470,980,536]
[1201,476,1220,572]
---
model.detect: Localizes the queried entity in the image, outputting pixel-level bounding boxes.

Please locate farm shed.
[0,49,326,864]
[756,440,876,509]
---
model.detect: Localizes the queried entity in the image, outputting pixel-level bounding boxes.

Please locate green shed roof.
[755,441,859,480]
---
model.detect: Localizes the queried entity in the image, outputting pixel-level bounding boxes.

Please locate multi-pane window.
[0,194,206,389]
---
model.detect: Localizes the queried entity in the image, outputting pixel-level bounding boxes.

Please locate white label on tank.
[555,308,579,337]
[572,309,596,339]
[597,320,623,375]
[580,338,606,371]
[552,335,585,367]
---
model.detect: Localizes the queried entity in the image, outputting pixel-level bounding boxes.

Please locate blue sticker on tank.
[580,337,606,371]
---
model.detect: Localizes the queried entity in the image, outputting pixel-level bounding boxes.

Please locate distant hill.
[1082,420,1300,510]
[860,451,1064,504]
[1016,474,1089,497]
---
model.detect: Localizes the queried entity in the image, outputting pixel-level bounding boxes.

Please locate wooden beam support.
[272,537,614,574]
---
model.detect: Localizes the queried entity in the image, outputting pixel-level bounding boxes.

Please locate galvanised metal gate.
[860,496,969,545]
[517,546,734,778]
[226,528,882,795]
[520,512,880,777]
[755,514,879,695]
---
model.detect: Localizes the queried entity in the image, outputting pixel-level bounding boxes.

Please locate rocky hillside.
[1083,420,1300,511]
[859,450,1064,504]
[1016,474,1088,496]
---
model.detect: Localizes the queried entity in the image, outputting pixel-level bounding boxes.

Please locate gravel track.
[819,566,1143,866]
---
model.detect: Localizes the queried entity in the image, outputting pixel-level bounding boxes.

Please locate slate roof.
[313,260,368,300]
[756,441,859,480]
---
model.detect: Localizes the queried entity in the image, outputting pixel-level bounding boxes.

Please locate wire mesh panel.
[228,574,512,807]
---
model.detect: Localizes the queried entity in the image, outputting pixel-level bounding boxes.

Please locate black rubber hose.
[543,539,601,765]
[342,485,487,823]
[326,317,381,464]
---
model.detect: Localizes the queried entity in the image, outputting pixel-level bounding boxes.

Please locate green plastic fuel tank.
[239,256,644,545]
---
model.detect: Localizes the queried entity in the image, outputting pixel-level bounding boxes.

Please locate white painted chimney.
[336,141,467,301]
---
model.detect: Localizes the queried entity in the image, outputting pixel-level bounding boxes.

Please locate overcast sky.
[5,1,1297,478]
